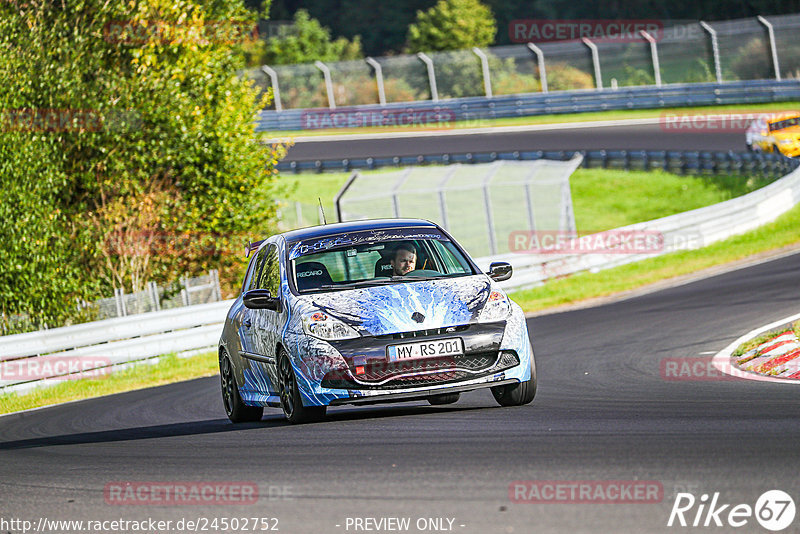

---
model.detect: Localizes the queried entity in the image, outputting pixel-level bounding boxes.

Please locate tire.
[774,144,782,156]
[491,352,537,407]
[220,352,263,423]
[278,350,326,424]
[427,392,460,405]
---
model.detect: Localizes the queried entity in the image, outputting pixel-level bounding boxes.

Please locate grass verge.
[0,351,219,415]
[263,101,800,138]
[508,203,800,312]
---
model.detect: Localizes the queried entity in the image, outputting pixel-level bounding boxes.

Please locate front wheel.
[491,352,537,407]
[220,352,263,423]
[278,350,326,424]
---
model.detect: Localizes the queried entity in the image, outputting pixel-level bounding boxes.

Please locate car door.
[247,243,284,396]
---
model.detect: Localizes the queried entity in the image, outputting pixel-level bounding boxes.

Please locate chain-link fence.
[2,271,223,335]
[333,158,581,258]
[251,14,800,111]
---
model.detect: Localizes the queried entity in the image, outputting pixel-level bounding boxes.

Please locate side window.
[258,244,281,296]
[245,246,269,292]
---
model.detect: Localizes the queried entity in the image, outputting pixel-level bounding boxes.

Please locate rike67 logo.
[668,490,796,531]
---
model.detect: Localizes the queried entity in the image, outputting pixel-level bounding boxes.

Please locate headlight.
[301,310,360,340]
[477,290,511,323]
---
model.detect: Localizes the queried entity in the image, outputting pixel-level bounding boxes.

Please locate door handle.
[244,318,252,328]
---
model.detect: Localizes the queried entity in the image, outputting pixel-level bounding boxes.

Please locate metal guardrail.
[277,148,798,178]
[0,300,233,394]
[258,79,800,132]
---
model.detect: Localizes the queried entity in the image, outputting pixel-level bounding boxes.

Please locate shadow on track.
[0,404,492,450]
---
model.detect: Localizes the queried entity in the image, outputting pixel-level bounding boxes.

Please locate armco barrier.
[280,148,797,178]
[258,79,800,132]
[480,160,800,290]
[0,300,233,394]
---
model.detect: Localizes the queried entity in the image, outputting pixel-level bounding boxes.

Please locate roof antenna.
[318,197,327,225]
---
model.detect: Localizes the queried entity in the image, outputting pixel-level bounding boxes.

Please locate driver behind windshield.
[390,242,417,276]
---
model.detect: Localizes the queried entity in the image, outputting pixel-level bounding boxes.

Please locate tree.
[253,9,363,66]
[0,0,286,331]
[406,0,497,53]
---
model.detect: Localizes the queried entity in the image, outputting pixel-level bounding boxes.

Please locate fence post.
[181,276,190,307]
[757,16,781,81]
[526,43,548,93]
[261,65,282,112]
[582,37,603,90]
[472,47,493,98]
[114,287,127,317]
[210,269,223,302]
[417,52,439,102]
[699,22,723,83]
[639,30,662,86]
[314,60,336,109]
[148,281,161,312]
[365,57,387,105]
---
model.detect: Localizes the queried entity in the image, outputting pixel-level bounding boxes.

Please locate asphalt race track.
[283,123,745,162]
[2,251,800,533]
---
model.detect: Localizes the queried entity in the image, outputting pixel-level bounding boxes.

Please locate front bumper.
[285,303,534,407]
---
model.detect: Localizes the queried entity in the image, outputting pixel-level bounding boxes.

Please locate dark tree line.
[266,0,800,55]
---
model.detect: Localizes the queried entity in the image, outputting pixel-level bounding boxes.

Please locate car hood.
[294,276,492,336]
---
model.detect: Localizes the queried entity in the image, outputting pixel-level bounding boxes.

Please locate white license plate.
[387,338,464,362]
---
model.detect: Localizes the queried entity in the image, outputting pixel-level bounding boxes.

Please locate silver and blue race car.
[218,218,536,423]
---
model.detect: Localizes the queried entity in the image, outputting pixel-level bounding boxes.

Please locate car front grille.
[321,350,520,390]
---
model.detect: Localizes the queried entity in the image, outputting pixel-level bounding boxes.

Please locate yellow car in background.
[746,112,800,157]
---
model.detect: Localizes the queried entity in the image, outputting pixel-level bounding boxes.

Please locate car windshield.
[291,237,476,293]
[769,116,800,131]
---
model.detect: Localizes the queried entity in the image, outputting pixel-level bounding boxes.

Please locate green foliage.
[407,0,497,53]
[253,9,363,66]
[0,0,286,331]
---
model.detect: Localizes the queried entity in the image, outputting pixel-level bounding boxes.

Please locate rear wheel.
[427,392,460,405]
[278,350,326,424]
[220,352,263,423]
[491,353,537,407]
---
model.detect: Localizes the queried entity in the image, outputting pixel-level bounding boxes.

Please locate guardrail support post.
[417,52,439,102]
[639,30,662,87]
[757,16,781,81]
[472,47,493,98]
[526,43,548,93]
[261,65,282,112]
[148,281,161,311]
[314,60,336,109]
[699,22,723,83]
[582,37,603,90]
[365,57,387,105]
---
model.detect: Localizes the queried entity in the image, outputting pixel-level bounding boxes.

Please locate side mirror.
[243,289,280,311]
[487,262,512,282]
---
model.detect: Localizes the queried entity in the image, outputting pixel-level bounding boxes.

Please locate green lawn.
[0,352,219,415]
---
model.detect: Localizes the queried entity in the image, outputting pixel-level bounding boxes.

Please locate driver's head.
[390,243,417,276]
